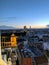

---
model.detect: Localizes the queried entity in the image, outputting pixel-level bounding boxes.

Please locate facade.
[1,33,17,48]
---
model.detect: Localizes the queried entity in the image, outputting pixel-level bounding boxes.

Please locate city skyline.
[0,0,49,28]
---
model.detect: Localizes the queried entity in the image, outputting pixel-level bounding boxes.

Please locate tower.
[11,33,16,47]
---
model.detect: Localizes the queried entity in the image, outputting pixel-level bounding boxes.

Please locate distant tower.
[24,26,27,32]
[30,26,31,29]
[24,26,27,29]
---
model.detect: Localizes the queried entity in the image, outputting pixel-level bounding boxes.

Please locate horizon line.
[0,25,49,29]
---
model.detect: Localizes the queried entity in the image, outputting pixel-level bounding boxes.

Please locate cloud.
[0,17,16,22]
[0,16,24,22]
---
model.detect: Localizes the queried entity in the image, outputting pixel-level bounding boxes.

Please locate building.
[1,29,26,48]
[1,33,17,48]
[17,38,48,65]
[0,31,7,65]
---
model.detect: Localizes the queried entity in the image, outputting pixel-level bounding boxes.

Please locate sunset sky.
[0,0,49,28]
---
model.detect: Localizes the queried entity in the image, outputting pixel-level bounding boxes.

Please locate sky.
[0,0,49,28]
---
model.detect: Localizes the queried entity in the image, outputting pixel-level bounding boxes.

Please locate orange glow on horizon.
[16,25,47,28]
